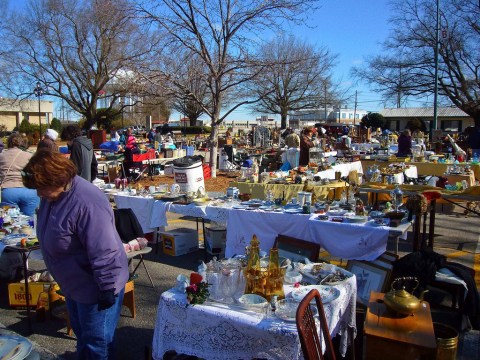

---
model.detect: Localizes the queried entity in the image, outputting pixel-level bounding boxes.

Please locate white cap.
[45,128,58,141]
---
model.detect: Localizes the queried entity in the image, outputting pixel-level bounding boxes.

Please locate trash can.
[433,322,458,360]
[173,156,205,193]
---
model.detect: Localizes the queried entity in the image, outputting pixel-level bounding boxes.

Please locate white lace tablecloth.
[152,279,356,360]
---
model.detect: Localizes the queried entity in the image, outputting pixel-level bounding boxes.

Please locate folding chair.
[274,234,320,262]
[128,148,156,182]
[114,208,155,287]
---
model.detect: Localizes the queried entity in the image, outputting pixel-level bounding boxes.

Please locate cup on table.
[149,186,156,194]
[175,274,189,293]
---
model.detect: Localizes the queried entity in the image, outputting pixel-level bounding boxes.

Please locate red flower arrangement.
[186,272,210,305]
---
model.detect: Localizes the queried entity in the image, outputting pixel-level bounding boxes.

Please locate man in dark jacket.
[62,125,98,182]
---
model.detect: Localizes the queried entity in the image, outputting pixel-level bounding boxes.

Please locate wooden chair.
[274,234,320,262]
[296,289,336,360]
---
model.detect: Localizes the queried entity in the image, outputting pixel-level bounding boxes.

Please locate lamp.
[34,82,44,135]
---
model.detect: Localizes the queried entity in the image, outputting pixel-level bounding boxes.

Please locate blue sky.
[229,0,393,121]
[9,0,394,122]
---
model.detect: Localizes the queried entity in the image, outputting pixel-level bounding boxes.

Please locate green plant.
[185,282,210,305]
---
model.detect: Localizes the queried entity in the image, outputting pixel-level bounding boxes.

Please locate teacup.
[175,274,189,293]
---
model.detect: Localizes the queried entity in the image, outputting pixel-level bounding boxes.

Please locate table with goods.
[104,182,413,260]
[0,206,40,334]
[361,158,480,181]
[152,235,357,360]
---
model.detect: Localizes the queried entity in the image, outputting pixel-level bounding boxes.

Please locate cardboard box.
[161,228,199,256]
[8,282,62,309]
[204,226,226,255]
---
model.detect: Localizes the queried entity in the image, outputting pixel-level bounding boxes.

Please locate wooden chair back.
[296,289,336,360]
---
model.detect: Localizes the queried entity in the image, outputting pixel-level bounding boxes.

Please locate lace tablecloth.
[152,279,356,360]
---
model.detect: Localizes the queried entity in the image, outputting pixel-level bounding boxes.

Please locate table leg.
[428,200,436,248]
[22,252,32,334]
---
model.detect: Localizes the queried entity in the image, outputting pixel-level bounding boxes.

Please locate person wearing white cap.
[37,128,59,152]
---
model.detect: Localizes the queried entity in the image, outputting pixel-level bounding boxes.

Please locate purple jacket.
[37,176,128,303]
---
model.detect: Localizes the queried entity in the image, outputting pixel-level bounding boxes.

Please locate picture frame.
[378,251,399,263]
[346,260,391,306]
[273,234,320,262]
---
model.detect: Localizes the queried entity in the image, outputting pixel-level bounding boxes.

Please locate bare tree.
[0,0,161,129]
[251,34,338,129]
[352,0,480,126]
[170,53,210,127]
[136,0,318,177]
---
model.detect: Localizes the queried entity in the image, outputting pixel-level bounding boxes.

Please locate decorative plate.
[290,285,340,304]
[232,204,249,210]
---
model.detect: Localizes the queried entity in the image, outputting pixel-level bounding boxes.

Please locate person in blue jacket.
[22,150,129,359]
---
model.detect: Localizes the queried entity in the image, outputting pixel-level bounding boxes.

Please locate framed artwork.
[346,260,391,306]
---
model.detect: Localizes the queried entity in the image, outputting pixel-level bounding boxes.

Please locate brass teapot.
[383,277,428,315]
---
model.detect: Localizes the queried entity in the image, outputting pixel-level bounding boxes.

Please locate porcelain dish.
[289,285,340,304]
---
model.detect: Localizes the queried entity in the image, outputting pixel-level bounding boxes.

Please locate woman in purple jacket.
[22,150,128,359]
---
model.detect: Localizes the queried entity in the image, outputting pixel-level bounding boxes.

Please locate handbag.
[0,150,24,204]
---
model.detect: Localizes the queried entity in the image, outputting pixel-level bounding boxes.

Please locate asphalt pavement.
[0,204,479,359]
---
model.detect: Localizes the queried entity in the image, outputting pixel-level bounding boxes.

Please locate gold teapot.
[383,277,428,316]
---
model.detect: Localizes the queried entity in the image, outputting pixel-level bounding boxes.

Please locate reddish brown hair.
[22,150,77,189]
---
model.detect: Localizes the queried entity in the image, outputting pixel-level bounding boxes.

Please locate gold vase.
[244,235,267,296]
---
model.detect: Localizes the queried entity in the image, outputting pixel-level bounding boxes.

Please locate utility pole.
[433,0,440,137]
[353,90,358,126]
[324,82,327,122]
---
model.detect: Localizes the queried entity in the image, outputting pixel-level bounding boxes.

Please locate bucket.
[182,145,195,156]
[173,156,205,193]
[433,322,458,360]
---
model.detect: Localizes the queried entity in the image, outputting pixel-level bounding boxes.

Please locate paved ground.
[0,203,479,359]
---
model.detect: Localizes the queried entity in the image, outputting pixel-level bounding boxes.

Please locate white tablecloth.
[224,209,411,260]
[307,217,389,261]
[225,209,312,258]
[314,161,364,180]
[152,279,357,360]
[114,194,168,233]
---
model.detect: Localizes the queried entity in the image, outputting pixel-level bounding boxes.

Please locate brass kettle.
[383,277,428,315]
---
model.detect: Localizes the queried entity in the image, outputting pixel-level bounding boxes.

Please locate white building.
[288,107,368,129]
[0,98,54,131]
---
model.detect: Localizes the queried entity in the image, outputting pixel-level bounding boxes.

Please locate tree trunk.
[209,125,219,178]
[281,113,288,129]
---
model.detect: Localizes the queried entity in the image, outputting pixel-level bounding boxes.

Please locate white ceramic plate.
[232,205,249,210]
[290,285,340,304]
[326,209,347,216]
[275,300,318,322]
[345,215,368,223]
[1,234,29,246]
[284,208,303,214]
[0,333,32,360]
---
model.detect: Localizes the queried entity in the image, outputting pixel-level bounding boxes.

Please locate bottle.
[302,201,311,214]
[265,248,285,301]
[244,235,262,295]
[36,284,50,322]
